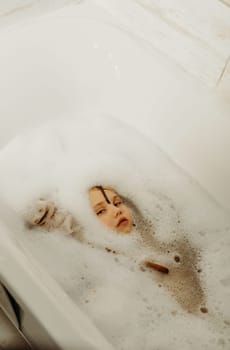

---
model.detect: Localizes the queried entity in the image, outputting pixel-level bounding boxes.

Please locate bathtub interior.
[1,117,230,350]
[0,1,228,150]
[0,199,115,350]
[0,2,230,350]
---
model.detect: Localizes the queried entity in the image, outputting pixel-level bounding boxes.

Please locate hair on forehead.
[90,185,127,206]
[90,185,121,204]
[90,185,116,192]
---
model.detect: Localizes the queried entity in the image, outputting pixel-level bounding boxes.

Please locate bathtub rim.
[0,219,114,350]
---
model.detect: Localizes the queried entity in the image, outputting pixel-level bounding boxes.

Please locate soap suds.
[0,115,229,350]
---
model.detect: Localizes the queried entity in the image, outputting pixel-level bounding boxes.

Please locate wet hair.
[91,185,112,204]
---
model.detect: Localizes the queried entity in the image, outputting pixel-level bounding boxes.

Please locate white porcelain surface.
[0,1,229,212]
[0,1,229,347]
[0,204,114,349]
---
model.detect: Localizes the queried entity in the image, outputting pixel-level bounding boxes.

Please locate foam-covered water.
[0,115,229,349]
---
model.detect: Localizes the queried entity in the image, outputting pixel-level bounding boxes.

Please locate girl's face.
[89,187,133,233]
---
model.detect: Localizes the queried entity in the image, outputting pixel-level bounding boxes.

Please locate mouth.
[117,217,129,227]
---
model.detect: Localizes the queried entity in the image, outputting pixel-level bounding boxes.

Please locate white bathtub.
[0,202,114,349]
[0,0,229,348]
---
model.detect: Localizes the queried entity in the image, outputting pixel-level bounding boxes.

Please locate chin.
[119,225,132,234]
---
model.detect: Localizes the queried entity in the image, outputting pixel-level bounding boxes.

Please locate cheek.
[100,213,113,225]
[129,211,133,224]
[124,207,132,220]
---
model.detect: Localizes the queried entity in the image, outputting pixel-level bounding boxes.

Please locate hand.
[25,199,56,228]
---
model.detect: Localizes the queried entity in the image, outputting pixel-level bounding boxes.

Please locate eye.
[96,208,106,216]
[114,200,122,207]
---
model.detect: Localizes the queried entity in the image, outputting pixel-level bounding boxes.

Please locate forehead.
[89,188,117,204]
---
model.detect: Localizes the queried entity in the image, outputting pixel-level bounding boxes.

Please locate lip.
[117,217,129,227]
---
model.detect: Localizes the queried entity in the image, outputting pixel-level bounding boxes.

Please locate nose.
[111,204,122,217]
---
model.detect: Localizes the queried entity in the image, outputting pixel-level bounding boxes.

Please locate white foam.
[0,115,229,349]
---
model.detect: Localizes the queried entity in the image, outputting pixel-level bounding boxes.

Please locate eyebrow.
[93,196,121,208]
[93,201,106,209]
[93,194,123,210]
[113,195,122,202]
